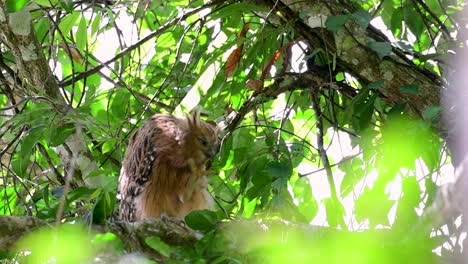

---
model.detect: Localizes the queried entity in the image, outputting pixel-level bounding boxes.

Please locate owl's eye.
[198,137,208,146]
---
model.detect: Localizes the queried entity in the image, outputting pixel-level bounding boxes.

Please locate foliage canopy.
[0,0,466,262]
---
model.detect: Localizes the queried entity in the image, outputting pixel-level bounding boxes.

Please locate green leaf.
[0,187,16,214]
[91,12,102,36]
[242,197,257,218]
[34,0,58,7]
[59,0,73,12]
[325,15,350,32]
[43,185,51,208]
[390,7,403,37]
[76,16,87,51]
[93,233,125,254]
[5,0,29,12]
[67,187,97,203]
[339,158,365,197]
[355,184,393,227]
[323,198,345,228]
[357,93,377,131]
[292,177,318,222]
[185,210,218,232]
[368,41,392,59]
[387,103,407,116]
[20,126,45,159]
[46,123,75,147]
[12,125,45,177]
[271,177,288,193]
[403,6,424,37]
[399,84,419,94]
[368,80,384,90]
[110,89,130,119]
[394,176,420,229]
[266,161,290,179]
[93,191,116,224]
[145,237,174,257]
[209,3,268,20]
[351,10,371,28]
[59,12,80,35]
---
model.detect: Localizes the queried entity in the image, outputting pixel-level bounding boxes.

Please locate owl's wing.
[118,114,187,221]
[118,118,161,221]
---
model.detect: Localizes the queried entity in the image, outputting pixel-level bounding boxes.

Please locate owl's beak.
[207,148,217,160]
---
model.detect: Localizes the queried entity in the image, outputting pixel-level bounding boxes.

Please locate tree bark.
[0,1,63,101]
[263,0,442,117]
[0,2,101,190]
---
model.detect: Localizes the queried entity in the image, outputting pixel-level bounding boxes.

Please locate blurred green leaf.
[91,12,102,36]
[58,12,80,34]
[0,187,16,215]
[59,0,73,12]
[45,123,75,147]
[266,161,290,180]
[209,3,268,20]
[145,236,174,257]
[351,10,371,28]
[93,233,125,254]
[325,15,350,32]
[339,158,365,197]
[34,0,58,7]
[93,191,116,224]
[355,183,394,227]
[16,224,93,263]
[6,0,29,12]
[292,177,317,222]
[185,210,218,232]
[76,16,87,51]
[368,80,384,90]
[323,198,345,228]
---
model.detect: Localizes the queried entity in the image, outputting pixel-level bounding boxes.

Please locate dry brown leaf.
[58,43,84,65]
[224,23,251,78]
[239,23,250,38]
[261,49,282,79]
[246,79,264,91]
[225,47,243,77]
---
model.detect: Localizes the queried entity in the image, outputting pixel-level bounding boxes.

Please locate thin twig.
[37,143,65,185]
[310,87,346,229]
[55,125,82,224]
[59,0,225,87]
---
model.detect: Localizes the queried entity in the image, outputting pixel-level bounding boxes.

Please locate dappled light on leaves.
[223,220,437,264]
[0,0,463,262]
[16,224,93,264]
[380,115,439,173]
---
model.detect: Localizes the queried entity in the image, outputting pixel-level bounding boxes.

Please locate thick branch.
[310,88,346,228]
[225,72,353,132]
[268,0,442,117]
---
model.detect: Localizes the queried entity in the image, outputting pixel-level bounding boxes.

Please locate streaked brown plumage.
[118,111,219,221]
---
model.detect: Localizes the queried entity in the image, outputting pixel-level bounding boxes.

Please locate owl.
[118,110,220,221]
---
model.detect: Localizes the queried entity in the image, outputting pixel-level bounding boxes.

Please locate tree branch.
[225,72,352,133]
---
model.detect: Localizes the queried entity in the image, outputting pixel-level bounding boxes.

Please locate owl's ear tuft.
[187,108,201,129]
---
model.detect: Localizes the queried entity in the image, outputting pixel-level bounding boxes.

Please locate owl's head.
[185,110,220,169]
